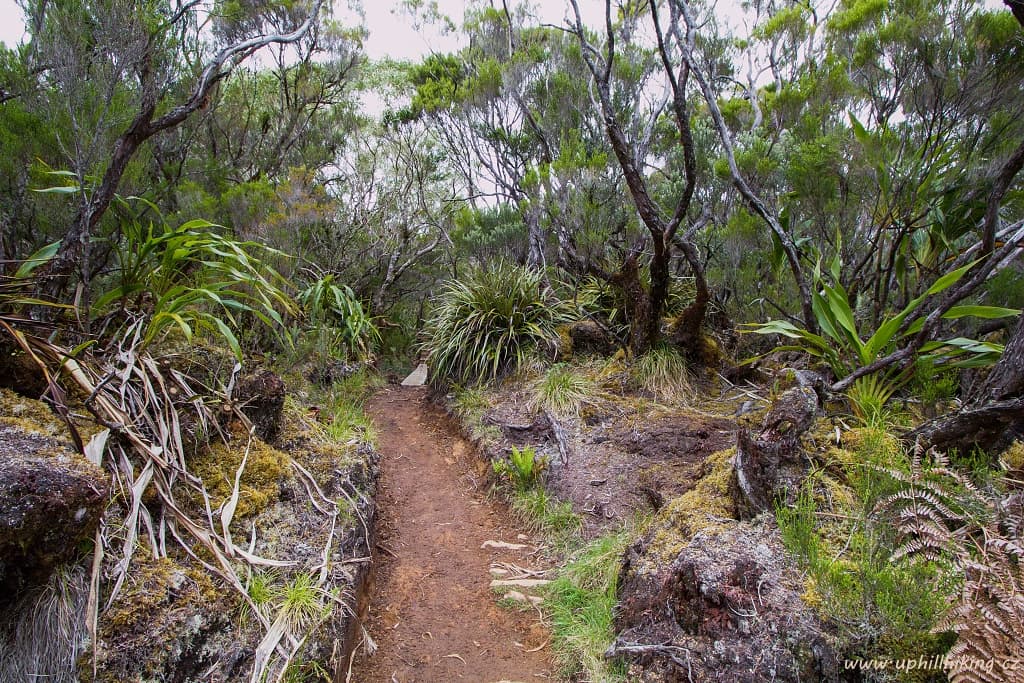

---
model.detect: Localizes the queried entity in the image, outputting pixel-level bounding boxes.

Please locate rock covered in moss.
[567,319,618,356]
[613,517,837,682]
[84,406,381,682]
[83,555,243,683]
[0,423,108,605]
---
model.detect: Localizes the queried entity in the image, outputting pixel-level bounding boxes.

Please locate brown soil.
[479,385,739,537]
[350,386,554,683]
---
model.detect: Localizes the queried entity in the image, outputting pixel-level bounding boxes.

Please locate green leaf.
[32,185,80,194]
[939,305,1020,321]
[15,240,61,278]
[924,260,978,296]
[213,317,243,361]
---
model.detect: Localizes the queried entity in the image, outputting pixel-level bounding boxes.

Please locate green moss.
[0,388,67,437]
[83,552,228,683]
[637,447,737,575]
[190,426,289,521]
[1002,440,1024,472]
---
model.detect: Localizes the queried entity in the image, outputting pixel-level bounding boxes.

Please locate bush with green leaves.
[576,273,695,343]
[93,199,295,359]
[422,262,574,384]
[297,275,380,361]
[775,430,959,678]
[745,258,1018,379]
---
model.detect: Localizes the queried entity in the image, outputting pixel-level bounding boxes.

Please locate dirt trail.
[350,386,553,683]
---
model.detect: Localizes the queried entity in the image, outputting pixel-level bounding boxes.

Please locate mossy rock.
[188,425,290,523]
[627,447,739,577]
[82,554,241,683]
[0,394,108,605]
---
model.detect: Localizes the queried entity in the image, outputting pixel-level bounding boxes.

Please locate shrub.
[297,275,380,361]
[93,202,295,359]
[422,263,573,385]
[633,345,691,401]
[532,364,597,417]
[775,431,959,681]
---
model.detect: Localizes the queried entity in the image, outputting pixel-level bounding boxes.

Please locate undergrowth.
[531,364,598,417]
[544,530,631,683]
[775,424,960,681]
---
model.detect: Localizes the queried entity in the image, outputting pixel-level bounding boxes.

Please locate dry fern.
[877,443,1024,683]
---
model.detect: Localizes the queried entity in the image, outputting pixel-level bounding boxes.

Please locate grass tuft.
[545,530,631,682]
[280,573,330,629]
[532,364,598,418]
[633,346,691,402]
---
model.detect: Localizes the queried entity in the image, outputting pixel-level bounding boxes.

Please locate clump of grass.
[323,396,377,445]
[532,364,598,417]
[422,262,574,385]
[239,570,277,625]
[545,530,631,682]
[452,385,501,442]
[510,487,582,551]
[633,346,691,402]
[280,573,330,629]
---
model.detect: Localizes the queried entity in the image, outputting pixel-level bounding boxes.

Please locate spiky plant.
[633,346,691,402]
[280,573,330,629]
[532,364,597,418]
[423,263,573,385]
[846,374,897,427]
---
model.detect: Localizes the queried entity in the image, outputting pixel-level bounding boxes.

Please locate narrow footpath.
[350,386,554,682]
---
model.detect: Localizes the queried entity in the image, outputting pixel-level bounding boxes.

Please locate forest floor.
[350,386,554,683]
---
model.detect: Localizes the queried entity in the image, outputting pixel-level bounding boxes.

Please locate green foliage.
[576,274,695,343]
[94,202,295,359]
[745,258,1018,378]
[422,263,574,385]
[532,364,597,417]
[510,487,582,550]
[297,275,380,361]
[493,445,548,493]
[544,530,630,682]
[846,374,897,427]
[280,573,330,629]
[315,373,380,447]
[776,432,958,678]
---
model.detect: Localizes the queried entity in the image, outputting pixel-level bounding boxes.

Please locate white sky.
[0,1,596,55]
[0,0,1010,55]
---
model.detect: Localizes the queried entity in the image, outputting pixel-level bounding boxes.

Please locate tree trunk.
[904,397,1024,454]
[906,316,1024,453]
[984,315,1024,401]
[611,255,654,356]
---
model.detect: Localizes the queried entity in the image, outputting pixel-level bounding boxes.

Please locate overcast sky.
[0,1,596,56]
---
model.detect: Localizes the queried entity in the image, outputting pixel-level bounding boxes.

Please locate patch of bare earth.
[478,386,738,537]
[350,387,553,683]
